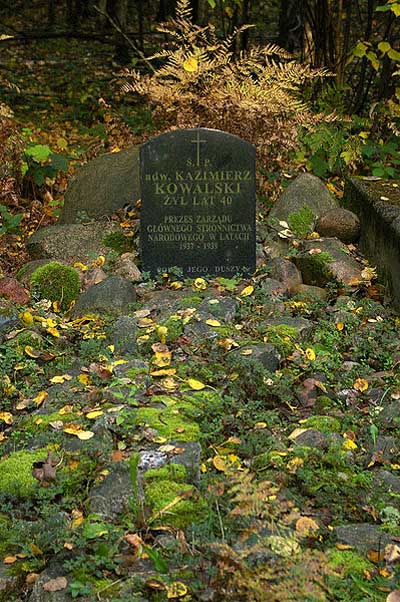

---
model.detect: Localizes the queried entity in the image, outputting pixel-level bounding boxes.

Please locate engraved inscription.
[140,128,256,277]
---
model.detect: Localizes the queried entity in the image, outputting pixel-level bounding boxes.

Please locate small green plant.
[30,262,80,310]
[103,230,132,254]
[0,204,23,236]
[22,142,69,186]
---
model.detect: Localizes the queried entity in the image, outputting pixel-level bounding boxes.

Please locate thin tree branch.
[93,4,156,73]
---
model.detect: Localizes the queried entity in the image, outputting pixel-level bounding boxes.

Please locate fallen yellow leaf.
[150,368,177,376]
[205,319,221,327]
[343,438,358,450]
[169,281,183,289]
[187,378,206,390]
[162,377,177,390]
[212,455,227,472]
[3,555,17,564]
[25,346,41,358]
[50,374,72,384]
[77,373,92,386]
[86,410,103,419]
[47,327,60,337]
[19,311,34,327]
[288,428,309,441]
[167,581,188,598]
[193,277,207,290]
[73,262,88,271]
[0,412,13,425]
[71,510,84,529]
[295,516,319,536]
[305,348,316,361]
[353,378,368,392]
[240,285,254,297]
[335,543,353,550]
[77,430,95,440]
[33,391,48,407]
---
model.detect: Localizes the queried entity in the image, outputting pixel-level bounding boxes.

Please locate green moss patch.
[287,206,315,238]
[144,464,207,529]
[103,230,132,254]
[134,405,200,442]
[0,449,48,497]
[30,262,80,310]
[303,415,341,433]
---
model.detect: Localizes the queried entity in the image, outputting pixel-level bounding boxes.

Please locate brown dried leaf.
[42,576,68,592]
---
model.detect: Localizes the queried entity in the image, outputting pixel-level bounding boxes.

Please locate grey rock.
[0,565,18,596]
[184,314,220,341]
[140,289,193,320]
[170,441,202,486]
[108,315,138,354]
[113,358,148,377]
[259,278,287,298]
[293,283,328,302]
[16,259,56,285]
[334,523,394,554]
[35,383,76,415]
[63,418,113,454]
[269,173,337,222]
[138,442,201,486]
[73,275,136,316]
[261,230,291,260]
[59,146,140,223]
[0,301,19,340]
[368,436,399,463]
[372,470,400,495]
[89,461,133,519]
[269,257,303,293]
[256,243,267,267]
[264,316,314,339]
[291,429,330,450]
[26,222,127,264]
[198,297,238,322]
[295,238,363,286]
[29,560,75,602]
[378,401,400,429]
[139,451,168,471]
[228,343,281,372]
[316,208,360,243]
[114,252,142,282]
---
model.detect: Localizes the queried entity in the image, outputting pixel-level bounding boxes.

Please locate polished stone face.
[140,128,256,278]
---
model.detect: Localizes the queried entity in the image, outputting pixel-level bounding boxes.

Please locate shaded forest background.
[0,0,399,275]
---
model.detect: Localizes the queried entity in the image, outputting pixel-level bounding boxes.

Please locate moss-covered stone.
[143,464,207,529]
[327,548,373,576]
[0,449,47,497]
[303,415,341,433]
[287,206,315,238]
[103,230,132,254]
[30,261,80,310]
[9,329,44,354]
[263,324,299,355]
[23,411,78,433]
[134,405,200,442]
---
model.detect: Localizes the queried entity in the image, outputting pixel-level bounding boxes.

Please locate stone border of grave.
[344,177,400,311]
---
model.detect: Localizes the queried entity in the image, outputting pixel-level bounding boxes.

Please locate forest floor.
[0,34,400,602]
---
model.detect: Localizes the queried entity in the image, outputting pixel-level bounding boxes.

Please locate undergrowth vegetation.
[121,0,331,193]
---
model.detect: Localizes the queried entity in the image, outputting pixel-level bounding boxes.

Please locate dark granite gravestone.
[140,128,256,277]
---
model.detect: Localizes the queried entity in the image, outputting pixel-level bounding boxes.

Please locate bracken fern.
[121,0,332,195]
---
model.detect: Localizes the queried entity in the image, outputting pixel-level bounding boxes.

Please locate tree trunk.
[48,0,56,28]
